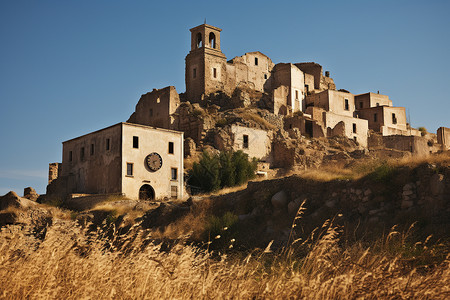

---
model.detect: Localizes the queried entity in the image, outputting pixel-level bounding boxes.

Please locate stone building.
[48,123,184,200]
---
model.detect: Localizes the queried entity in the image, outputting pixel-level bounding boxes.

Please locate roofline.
[190,24,222,32]
[62,122,183,144]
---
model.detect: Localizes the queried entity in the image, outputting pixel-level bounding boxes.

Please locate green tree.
[189,151,221,192]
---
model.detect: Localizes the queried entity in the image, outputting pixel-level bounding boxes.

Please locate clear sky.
[1,0,449,195]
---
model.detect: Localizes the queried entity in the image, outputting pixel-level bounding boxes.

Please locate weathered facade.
[50,123,184,200]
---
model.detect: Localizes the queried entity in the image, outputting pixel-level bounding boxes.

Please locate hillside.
[0,153,449,298]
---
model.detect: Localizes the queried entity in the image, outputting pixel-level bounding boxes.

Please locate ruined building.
[47,23,449,201]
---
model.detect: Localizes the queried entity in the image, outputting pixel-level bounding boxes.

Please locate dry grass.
[0,215,448,299]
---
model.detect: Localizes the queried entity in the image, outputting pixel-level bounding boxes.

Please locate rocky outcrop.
[0,191,37,210]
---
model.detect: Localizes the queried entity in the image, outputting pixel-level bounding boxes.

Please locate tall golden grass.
[0,213,448,299]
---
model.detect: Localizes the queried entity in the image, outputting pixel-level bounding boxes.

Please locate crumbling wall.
[324,111,369,147]
[295,62,322,90]
[273,85,290,115]
[437,127,450,150]
[48,163,61,185]
[128,86,180,129]
[370,135,435,156]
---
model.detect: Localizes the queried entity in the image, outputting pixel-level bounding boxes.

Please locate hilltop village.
[45,23,450,201]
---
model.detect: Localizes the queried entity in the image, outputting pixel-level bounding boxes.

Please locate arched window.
[196,32,202,48]
[209,32,216,48]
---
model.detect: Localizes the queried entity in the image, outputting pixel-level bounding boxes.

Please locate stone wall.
[231,125,272,161]
[128,86,180,129]
[48,163,61,185]
[437,127,450,150]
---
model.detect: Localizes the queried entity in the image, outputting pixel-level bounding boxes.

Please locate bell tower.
[185,24,227,101]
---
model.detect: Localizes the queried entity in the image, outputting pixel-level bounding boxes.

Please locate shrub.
[188,150,257,193]
[418,127,428,136]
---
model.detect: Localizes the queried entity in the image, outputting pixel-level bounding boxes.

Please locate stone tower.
[185,24,227,101]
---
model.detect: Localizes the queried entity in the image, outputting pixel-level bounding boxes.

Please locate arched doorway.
[139,184,155,200]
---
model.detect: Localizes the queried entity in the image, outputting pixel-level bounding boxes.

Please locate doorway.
[139,184,155,200]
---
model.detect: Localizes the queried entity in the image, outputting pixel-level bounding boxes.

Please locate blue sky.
[1,0,449,195]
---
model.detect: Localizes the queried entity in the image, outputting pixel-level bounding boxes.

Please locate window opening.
[90,144,94,155]
[243,134,249,149]
[80,147,85,161]
[305,85,309,94]
[374,113,378,122]
[168,142,174,154]
[171,168,178,180]
[359,102,363,109]
[69,151,73,162]
[196,32,202,48]
[264,74,267,79]
[106,138,110,151]
[255,57,258,66]
[213,68,217,78]
[133,136,139,149]
[353,123,357,133]
[295,90,299,100]
[193,68,197,78]
[127,163,133,176]
[209,32,216,48]
[344,99,349,110]
[392,113,397,124]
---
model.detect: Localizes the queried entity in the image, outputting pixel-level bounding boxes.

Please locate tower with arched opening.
[185,24,226,101]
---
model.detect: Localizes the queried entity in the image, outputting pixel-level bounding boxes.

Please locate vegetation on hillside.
[187,150,258,193]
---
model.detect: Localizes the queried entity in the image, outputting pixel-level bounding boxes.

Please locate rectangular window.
[243,134,249,149]
[127,163,133,176]
[213,68,217,78]
[106,138,110,151]
[305,85,309,94]
[80,147,85,161]
[171,186,178,199]
[359,102,363,109]
[264,74,267,79]
[295,90,299,100]
[374,113,378,122]
[171,168,178,181]
[344,99,349,111]
[168,142,174,154]
[193,68,197,78]
[255,57,258,66]
[90,143,94,155]
[353,123,357,133]
[133,136,139,149]
[392,113,397,124]
[69,151,73,162]
[150,108,153,117]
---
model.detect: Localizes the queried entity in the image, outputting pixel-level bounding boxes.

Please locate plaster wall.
[231,125,271,161]
[62,124,122,195]
[355,93,392,109]
[324,112,368,147]
[121,123,184,200]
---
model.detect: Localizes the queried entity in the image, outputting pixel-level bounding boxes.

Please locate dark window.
[354,137,357,142]
[344,99,349,110]
[168,142,174,154]
[90,144,94,155]
[209,32,216,48]
[213,68,217,78]
[193,68,197,78]
[374,113,378,122]
[171,186,178,199]
[196,32,202,48]
[69,151,73,162]
[171,168,177,180]
[376,103,380,107]
[353,123,357,133]
[305,84,309,94]
[106,138,110,151]
[255,57,258,66]
[264,74,267,79]
[295,90,299,100]
[243,134,249,149]
[150,109,153,117]
[392,113,397,124]
[133,136,139,149]
[127,163,133,176]
[80,147,85,161]
[359,102,363,109]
